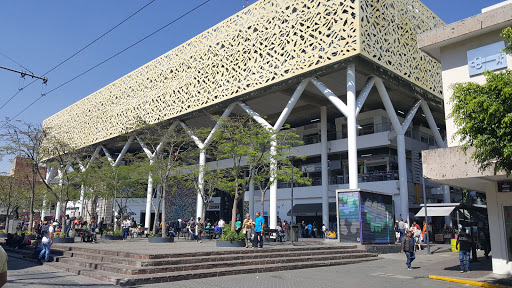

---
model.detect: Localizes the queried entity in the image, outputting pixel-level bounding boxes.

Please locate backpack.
[40,225,49,236]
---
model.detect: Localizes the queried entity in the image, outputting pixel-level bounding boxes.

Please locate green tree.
[82,154,148,229]
[252,127,311,216]
[450,28,512,175]
[0,121,47,232]
[502,27,512,54]
[39,131,87,233]
[212,115,283,231]
[0,174,28,231]
[148,127,194,236]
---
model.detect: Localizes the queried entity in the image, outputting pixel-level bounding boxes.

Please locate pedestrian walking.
[456,228,472,273]
[65,215,71,237]
[401,231,416,270]
[98,217,104,236]
[122,217,130,241]
[253,211,265,249]
[189,217,196,240]
[398,219,405,241]
[196,217,204,243]
[218,218,225,238]
[37,222,56,264]
[242,213,253,248]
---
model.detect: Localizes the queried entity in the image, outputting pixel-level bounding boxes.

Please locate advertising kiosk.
[336,189,395,244]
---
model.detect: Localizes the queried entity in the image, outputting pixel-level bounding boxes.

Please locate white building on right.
[419,1,512,275]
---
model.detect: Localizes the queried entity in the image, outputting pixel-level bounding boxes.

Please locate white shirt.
[218,220,225,227]
[42,226,54,243]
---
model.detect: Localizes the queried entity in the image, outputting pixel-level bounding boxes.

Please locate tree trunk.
[62,200,68,234]
[28,172,36,233]
[161,184,166,238]
[231,192,239,231]
[260,190,265,217]
[152,186,162,235]
[201,197,207,225]
[5,206,10,233]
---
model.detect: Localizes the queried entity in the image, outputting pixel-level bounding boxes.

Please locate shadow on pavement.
[442,259,493,272]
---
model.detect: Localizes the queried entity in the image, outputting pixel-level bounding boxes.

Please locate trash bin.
[290,224,299,242]
[285,224,291,242]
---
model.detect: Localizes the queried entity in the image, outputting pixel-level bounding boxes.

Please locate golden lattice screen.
[44,0,443,149]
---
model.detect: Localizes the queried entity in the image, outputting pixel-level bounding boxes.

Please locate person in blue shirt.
[307,223,313,238]
[253,211,265,249]
[214,224,221,239]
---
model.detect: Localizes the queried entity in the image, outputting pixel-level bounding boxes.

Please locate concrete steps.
[43,245,378,286]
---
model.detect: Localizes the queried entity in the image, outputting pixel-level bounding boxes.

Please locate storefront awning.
[415,206,455,217]
[287,203,336,217]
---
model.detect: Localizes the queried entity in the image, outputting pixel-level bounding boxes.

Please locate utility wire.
[0,50,34,74]
[8,0,212,122]
[0,0,156,111]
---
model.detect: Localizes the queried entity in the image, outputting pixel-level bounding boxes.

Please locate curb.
[429,275,512,288]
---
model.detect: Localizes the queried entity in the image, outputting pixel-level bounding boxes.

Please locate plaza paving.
[4,238,512,287]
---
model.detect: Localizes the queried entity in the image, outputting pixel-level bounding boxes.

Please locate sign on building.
[206,197,221,211]
[467,41,507,76]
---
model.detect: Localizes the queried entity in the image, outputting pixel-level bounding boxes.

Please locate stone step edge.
[48,256,379,286]
[59,247,369,267]
[56,252,378,275]
[51,244,358,260]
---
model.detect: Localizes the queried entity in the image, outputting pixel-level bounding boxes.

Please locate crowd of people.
[395,219,428,249]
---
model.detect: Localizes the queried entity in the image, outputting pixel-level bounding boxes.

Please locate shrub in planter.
[148,235,174,243]
[52,232,75,243]
[102,230,124,240]
[216,226,246,247]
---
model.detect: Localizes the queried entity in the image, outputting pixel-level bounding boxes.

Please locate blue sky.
[0,0,506,172]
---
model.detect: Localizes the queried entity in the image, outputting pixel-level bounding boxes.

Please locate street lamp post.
[291,162,294,224]
[422,175,431,254]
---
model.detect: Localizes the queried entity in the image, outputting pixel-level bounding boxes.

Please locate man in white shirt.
[0,246,7,287]
[218,219,225,238]
[37,222,56,264]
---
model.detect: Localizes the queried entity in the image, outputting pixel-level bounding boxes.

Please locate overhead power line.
[0,0,156,112]
[0,65,48,83]
[0,50,34,74]
[8,0,213,122]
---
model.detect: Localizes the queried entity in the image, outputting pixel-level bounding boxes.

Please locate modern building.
[419,1,512,275]
[43,0,449,233]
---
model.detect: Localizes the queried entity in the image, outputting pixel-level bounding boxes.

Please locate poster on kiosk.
[336,189,395,244]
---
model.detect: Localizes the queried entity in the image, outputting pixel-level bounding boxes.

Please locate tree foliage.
[502,27,512,54]
[450,29,512,175]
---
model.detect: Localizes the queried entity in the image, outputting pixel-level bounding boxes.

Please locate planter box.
[0,233,7,239]
[215,240,246,247]
[102,235,123,240]
[148,237,174,243]
[52,237,75,243]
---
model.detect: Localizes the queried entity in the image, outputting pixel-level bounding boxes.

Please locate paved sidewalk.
[5,238,512,288]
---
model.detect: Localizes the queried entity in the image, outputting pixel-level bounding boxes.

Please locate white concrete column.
[144,169,153,230]
[41,197,47,220]
[269,136,278,229]
[396,134,409,224]
[55,168,65,222]
[321,106,329,228]
[41,167,53,220]
[346,63,358,189]
[196,151,206,220]
[55,202,61,222]
[79,185,86,217]
[249,171,255,218]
